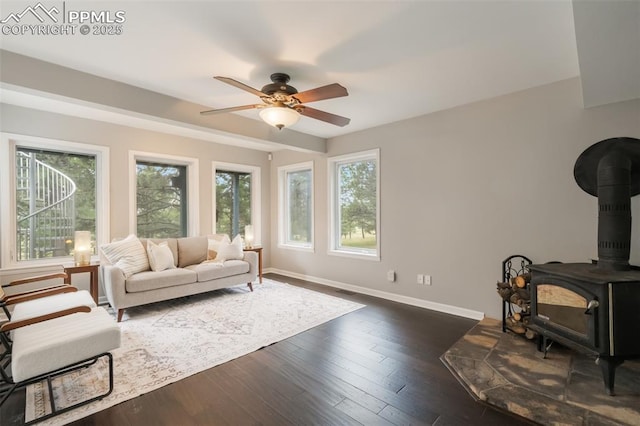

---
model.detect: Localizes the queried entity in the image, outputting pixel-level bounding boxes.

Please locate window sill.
[278,244,315,253]
[327,249,380,262]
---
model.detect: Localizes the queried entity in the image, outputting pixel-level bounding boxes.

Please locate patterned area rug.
[25,279,365,425]
[441,318,640,425]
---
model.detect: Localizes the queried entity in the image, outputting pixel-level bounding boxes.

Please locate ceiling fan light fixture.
[204,74,350,128]
[259,106,300,130]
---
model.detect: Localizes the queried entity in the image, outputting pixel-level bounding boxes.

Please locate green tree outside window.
[136,161,187,238]
[338,159,377,250]
[215,170,251,239]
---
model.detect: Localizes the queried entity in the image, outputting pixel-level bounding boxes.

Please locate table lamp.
[74,231,92,266]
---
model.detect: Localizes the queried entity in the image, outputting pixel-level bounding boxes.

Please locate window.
[129,152,199,237]
[136,161,187,238]
[0,133,109,266]
[215,170,251,238]
[328,149,380,260]
[213,162,261,243]
[278,162,314,250]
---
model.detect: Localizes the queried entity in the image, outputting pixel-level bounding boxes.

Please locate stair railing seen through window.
[15,148,96,261]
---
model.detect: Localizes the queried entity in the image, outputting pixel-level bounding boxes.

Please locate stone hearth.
[441,318,640,425]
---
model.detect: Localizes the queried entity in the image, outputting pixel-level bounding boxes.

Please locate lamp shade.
[74,231,92,266]
[244,224,254,248]
[259,106,300,130]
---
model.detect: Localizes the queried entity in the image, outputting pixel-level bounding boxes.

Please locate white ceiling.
[0,1,635,140]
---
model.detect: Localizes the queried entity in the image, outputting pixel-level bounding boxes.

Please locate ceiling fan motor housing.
[261,73,298,96]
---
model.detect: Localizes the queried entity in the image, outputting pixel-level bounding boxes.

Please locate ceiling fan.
[200,73,350,130]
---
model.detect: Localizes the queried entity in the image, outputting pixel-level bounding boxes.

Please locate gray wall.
[269,77,640,319]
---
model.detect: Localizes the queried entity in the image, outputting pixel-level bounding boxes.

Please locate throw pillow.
[147,240,176,272]
[100,234,150,278]
[207,234,230,260]
[176,236,208,267]
[215,234,244,262]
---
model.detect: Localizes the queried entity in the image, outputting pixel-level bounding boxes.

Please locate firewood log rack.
[499,255,534,338]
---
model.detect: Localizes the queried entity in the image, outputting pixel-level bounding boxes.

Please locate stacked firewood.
[497,272,536,339]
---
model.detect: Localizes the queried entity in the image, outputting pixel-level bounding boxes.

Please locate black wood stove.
[527,137,640,395]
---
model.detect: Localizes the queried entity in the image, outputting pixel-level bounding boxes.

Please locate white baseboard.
[264,268,484,321]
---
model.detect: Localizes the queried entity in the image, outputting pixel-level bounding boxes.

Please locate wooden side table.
[243,247,263,283]
[63,262,100,304]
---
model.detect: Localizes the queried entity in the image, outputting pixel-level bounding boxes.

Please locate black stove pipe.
[597,151,632,271]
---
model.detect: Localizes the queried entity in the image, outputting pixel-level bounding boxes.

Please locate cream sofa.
[100,236,258,321]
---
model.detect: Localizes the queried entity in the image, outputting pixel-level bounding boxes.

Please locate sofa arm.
[242,251,259,282]
[100,264,126,309]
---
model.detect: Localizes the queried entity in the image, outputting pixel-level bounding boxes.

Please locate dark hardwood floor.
[1,274,532,425]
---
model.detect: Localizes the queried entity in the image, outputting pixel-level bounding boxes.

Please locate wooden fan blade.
[298,106,350,127]
[214,76,265,97]
[200,104,260,116]
[293,83,348,104]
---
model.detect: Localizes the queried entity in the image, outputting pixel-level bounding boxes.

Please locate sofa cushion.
[187,260,250,282]
[140,238,178,267]
[125,268,197,293]
[100,234,150,278]
[177,236,208,268]
[146,240,176,272]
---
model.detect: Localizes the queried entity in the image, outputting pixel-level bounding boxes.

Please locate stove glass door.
[536,284,588,336]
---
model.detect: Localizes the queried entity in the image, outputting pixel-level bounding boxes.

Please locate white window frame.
[278,161,314,252]
[0,133,110,268]
[212,162,261,245]
[129,151,199,236]
[328,149,380,261]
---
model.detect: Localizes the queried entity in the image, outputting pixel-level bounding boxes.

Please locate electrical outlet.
[425,275,432,285]
[417,274,424,284]
[387,270,396,282]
